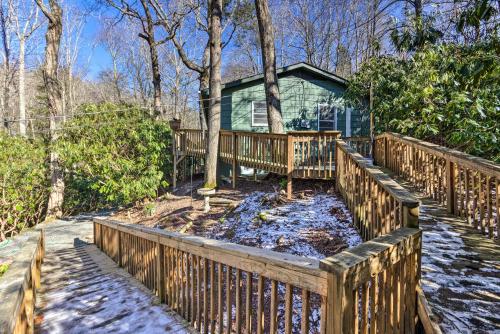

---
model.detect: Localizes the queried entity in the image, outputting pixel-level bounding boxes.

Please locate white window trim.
[251,101,268,127]
[317,103,337,131]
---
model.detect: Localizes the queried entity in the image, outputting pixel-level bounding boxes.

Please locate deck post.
[320,261,349,334]
[156,241,165,302]
[117,231,122,267]
[172,130,177,190]
[232,132,237,189]
[402,201,420,228]
[445,159,455,214]
[286,134,294,199]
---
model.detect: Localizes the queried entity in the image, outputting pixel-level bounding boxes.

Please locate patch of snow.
[206,192,362,259]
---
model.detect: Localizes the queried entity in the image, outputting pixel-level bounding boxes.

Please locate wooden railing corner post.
[445,159,455,214]
[384,136,389,167]
[334,140,339,191]
[286,133,294,199]
[320,260,349,334]
[402,201,420,228]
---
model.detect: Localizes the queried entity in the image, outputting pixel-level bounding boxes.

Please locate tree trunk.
[36,0,65,219]
[18,38,27,136]
[140,0,162,116]
[0,7,10,133]
[204,0,222,188]
[255,0,284,133]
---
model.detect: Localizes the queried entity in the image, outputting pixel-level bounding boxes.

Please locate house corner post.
[286,133,294,199]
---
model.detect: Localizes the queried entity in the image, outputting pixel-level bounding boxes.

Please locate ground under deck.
[34,216,191,334]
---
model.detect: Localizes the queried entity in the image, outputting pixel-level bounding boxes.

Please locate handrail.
[94,218,328,333]
[377,132,500,177]
[375,132,499,240]
[174,129,343,197]
[335,139,419,240]
[94,218,424,334]
[321,227,422,334]
[0,230,44,334]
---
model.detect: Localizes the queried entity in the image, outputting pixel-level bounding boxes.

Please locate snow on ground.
[205,191,362,259]
[419,206,500,334]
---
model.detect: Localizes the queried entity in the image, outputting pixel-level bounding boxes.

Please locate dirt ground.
[112,174,333,228]
[110,174,354,258]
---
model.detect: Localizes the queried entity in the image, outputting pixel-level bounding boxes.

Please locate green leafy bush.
[0,134,48,240]
[57,104,172,213]
[346,38,500,162]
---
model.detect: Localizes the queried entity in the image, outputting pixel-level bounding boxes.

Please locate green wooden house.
[215,62,369,137]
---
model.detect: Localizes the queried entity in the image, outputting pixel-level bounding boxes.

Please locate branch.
[34,0,54,23]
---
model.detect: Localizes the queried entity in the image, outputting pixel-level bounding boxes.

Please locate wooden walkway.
[384,173,500,333]
[34,217,191,334]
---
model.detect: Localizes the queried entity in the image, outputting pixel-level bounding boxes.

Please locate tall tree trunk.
[18,37,27,136]
[255,0,284,133]
[205,0,222,188]
[0,7,10,133]
[36,0,64,219]
[139,0,162,116]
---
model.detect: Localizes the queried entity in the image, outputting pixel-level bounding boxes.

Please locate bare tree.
[255,0,284,133]
[0,1,14,132]
[12,0,41,136]
[205,0,222,188]
[35,0,64,218]
[106,0,168,116]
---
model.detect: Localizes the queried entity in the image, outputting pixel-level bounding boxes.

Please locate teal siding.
[220,69,369,137]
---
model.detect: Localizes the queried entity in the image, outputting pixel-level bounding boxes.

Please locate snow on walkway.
[35,217,190,334]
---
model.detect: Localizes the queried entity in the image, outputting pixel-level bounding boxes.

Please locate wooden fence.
[0,230,44,334]
[343,137,371,158]
[94,219,422,334]
[375,132,499,240]
[174,129,351,198]
[336,140,420,241]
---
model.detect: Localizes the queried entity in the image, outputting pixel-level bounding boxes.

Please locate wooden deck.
[34,217,191,334]
[382,171,500,333]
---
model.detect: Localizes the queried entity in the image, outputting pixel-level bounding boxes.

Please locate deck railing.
[174,129,343,197]
[343,136,371,158]
[375,132,499,240]
[336,139,420,240]
[0,229,44,334]
[94,219,422,334]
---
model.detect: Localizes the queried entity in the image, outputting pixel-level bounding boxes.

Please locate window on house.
[317,103,337,131]
[252,101,268,127]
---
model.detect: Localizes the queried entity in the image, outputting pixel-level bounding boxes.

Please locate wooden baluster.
[245,272,252,333]
[285,284,293,334]
[301,289,310,334]
[235,269,242,334]
[210,260,216,334]
[218,263,223,334]
[270,280,278,334]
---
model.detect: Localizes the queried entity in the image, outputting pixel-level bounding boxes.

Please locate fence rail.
[94,218,422,334]
[336,140,420,241]
[375,132,499,240]
[0,230,44,334]
[174,129,343,198]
